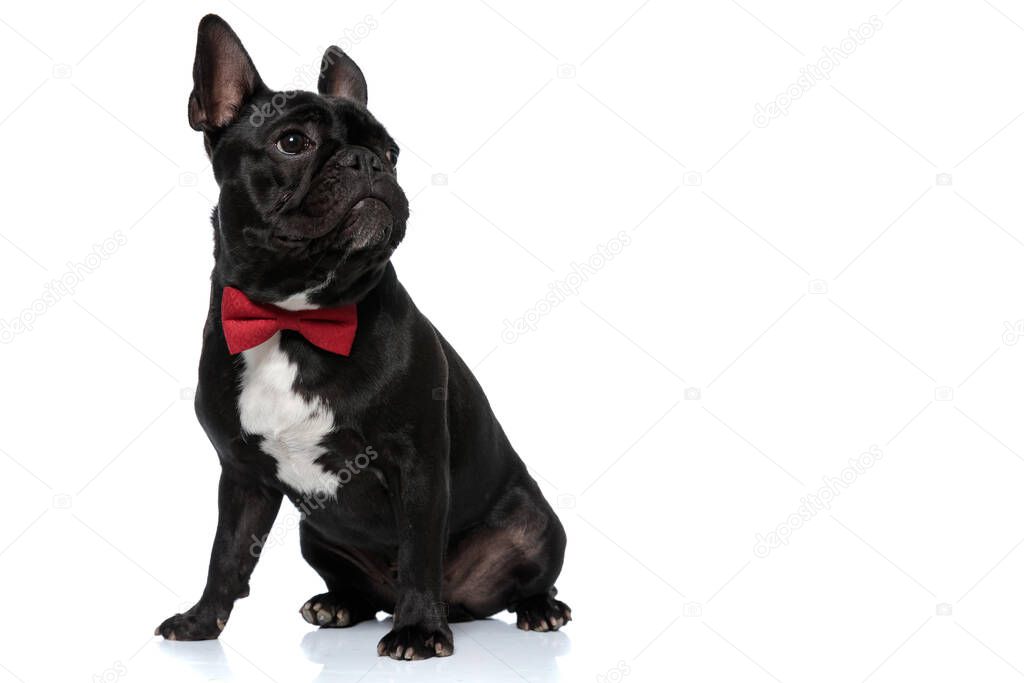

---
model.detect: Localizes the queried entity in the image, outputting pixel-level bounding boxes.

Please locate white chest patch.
[238,331,340,497]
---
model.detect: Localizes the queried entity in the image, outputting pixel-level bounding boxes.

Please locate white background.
[1,0,1023,681]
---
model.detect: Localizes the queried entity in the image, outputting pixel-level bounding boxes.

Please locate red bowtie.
[220,286,358,355]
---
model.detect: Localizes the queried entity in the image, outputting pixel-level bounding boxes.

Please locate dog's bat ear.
[318,46,367,106]
[188,14,264,132]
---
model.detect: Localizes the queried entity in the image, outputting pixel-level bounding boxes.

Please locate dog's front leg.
[377,442,453,660]
[156,470,282,640]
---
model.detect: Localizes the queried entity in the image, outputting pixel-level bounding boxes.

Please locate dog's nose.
[335,147,384,174]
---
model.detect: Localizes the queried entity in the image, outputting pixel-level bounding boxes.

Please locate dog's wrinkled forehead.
[250,92,387,148]
[213,91,395,175]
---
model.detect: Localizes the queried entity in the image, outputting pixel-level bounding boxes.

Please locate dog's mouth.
[270,232,307,248]
[270,197,393,251]
[342,197,393,250]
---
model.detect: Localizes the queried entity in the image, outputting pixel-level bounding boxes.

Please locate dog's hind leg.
[298,524,395,628]
[443,476,571,631]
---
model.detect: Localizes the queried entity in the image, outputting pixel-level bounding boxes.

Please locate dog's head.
[189,15,408,305]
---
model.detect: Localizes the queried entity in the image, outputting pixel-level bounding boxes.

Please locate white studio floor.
[0,500,692,683]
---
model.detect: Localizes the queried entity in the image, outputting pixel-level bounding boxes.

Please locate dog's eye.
[386,148,399,165]
[276,132,311,155]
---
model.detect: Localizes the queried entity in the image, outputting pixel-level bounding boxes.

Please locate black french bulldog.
[154,15,570,659]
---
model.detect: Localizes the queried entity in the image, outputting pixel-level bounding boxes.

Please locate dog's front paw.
[154,607,226,641]
[377,622,454,660]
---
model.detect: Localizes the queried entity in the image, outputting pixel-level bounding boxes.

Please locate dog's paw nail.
[216,618,226,631]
